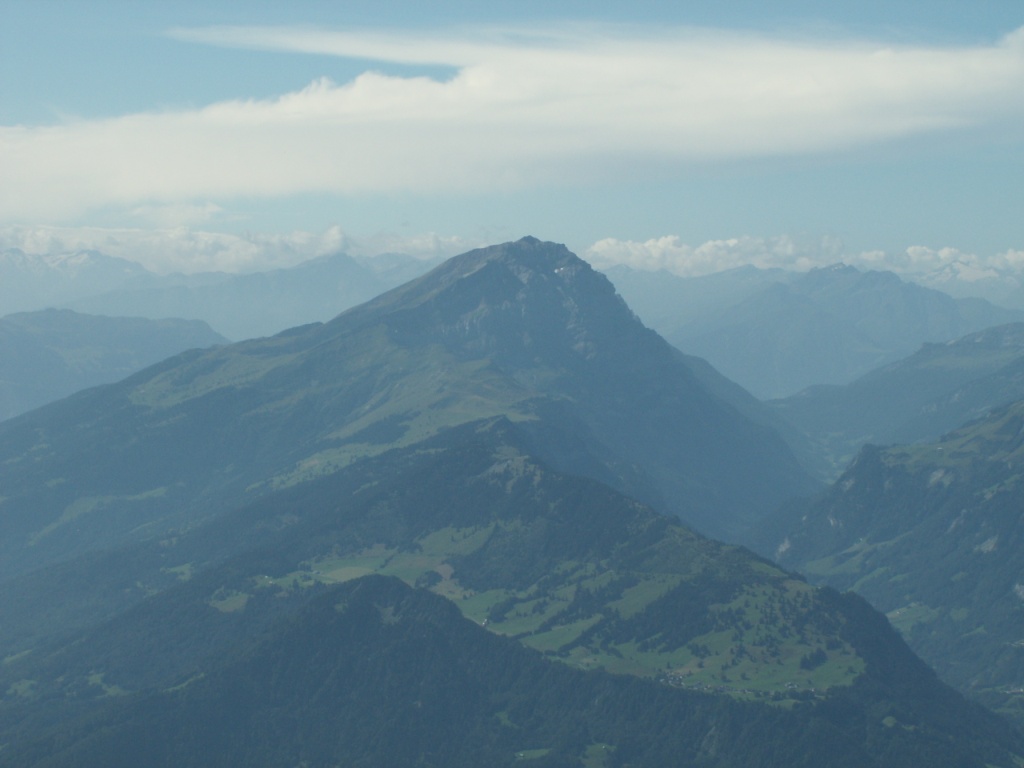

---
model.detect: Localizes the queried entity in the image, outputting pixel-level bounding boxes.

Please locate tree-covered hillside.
[763,399,1024,724]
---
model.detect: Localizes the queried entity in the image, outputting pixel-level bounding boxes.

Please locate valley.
[1,238,1024,765]
[7,3,1024,763]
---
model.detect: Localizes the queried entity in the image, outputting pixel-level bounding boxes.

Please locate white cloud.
[6,221,1024,306]
[585,235,1024,293]
[850,244,1024,287]
[130,202,225,228]
[0,225,476,274]
[585,234,844,275]
[3,23,1024,222]
[351,231,480,261]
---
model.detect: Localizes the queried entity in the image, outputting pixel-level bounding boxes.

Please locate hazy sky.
[2,0,1022,276]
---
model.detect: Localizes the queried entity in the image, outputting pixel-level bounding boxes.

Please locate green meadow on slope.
[0,239,1019,765]
[766,398,1024,725]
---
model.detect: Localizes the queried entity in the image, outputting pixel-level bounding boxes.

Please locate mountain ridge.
[760,398,1024,724]
[0,238,1021,764]
[0,245,440,341]
[0,308,227,421]
[770,322,1024,475]
[8,575,1020,768]
[3,418,1021,765]
[608,262,1024,399]
[0,238,814,570]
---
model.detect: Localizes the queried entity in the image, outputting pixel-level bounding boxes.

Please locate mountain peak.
[316,238,814,537]
[334,237,642,368]
[0,237,813,557]
[426,236,588,288]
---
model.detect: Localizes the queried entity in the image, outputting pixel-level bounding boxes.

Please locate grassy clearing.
[614,581,869,696]
[308,547,395,583]
[801,533,909,582]
[3,651,32,666]
[513,748,551,760]
[890,402,1024,472]
[129,347,302,409]
[5,680,36,699]
[192,522,866,701]
[521,616,603,652]
[458,589,514,624]
[290,543,864,696]
[87,672,129,697]
[582,743,615,768]
[260,353,540,490]
[416,525,495,557]
[164,673,205,693]
[162,563,194,582]
[606,574,683,619]
[29,487,168,545]
[887,603,941,634]
[207,589,249,613]
[265,446,394,489]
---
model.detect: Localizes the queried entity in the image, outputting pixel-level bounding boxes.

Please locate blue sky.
[2,1,1023,277]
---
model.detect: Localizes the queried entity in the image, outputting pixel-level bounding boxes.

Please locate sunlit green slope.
[767,398,1024,724]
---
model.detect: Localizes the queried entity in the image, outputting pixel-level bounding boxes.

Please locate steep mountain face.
[761,400,1024,724]
[1,422,1020,767]
[0,238,813,571]
[0,238,1019,764]
[334,238,817,534]
[0,309,227,421]
[608,263,1023,399]
[771,322,1024,476]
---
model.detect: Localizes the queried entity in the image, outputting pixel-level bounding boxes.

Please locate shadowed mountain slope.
[0,238,814,577]
[0,419,873,694]
[5,575,1020,768]
[0,239,1020,764]
[759,399,1024,725]
[1,421,1021,766]
[770,323,1024,475]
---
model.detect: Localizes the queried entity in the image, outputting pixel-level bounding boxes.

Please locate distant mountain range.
[0,309,226,421]
[770,323,1024,475]
[9,245,1023,376]
[607,263,1024,399]
[0,249,151,311]
[757,398,1024,726]
[0,238,814,563]
[1,238,1016,765]
[0,247,437,340]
